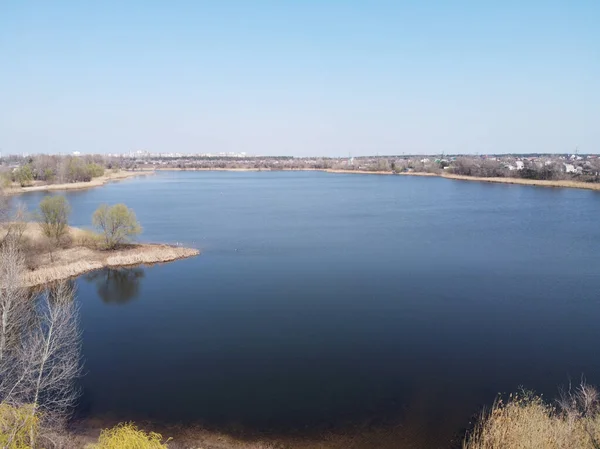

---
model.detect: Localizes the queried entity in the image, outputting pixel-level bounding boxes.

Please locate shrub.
[0,403,38,449]
[66,158,92,182]
[13,165,34,187]
[86,423,169,449]
[92,204,142,250]
[86,163,105,178]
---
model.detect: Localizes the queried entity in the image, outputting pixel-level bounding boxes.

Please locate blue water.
[16,171,600,447]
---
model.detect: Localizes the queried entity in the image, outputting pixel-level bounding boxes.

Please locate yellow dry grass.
[464,392,600,449]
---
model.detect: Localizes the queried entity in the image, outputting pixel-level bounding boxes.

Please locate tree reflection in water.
[84,268,145,304]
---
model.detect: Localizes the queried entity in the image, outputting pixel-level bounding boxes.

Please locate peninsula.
[3,223,198,288]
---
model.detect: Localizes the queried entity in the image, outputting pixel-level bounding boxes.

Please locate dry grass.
[21,243,199,287]
[464,385,600,449]
[440,173,600,191]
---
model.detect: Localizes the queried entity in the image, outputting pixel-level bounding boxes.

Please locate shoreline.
[438,172,600,190]
[10,166,594,193]
[23,242,199,288]
[5,169,155,195]
[325,169,600,190]
[156,167,600,190]
[156,167,263,172]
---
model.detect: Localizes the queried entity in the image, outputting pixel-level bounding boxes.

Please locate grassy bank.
[5,169,154,195]
[2,223,198,287]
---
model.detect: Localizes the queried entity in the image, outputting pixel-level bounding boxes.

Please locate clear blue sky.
[1,1,598,156]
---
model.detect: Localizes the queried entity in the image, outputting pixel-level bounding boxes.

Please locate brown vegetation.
[464,381,600,449]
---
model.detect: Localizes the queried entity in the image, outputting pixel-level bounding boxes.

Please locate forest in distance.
[2,152,600,190]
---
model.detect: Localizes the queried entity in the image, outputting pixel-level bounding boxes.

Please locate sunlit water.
[17,171,600,447]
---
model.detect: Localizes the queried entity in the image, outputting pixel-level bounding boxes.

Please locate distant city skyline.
[1,1,598,156]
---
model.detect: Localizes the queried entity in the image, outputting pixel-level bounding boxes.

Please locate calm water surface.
[19,172,600,447]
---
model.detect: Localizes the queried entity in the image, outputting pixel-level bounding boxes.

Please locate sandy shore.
[323,169,600,190]
[156,167,263,172]
[6,170,155,195]
[324,169,437,176]
[438,173,600,190]
[7,224,199,287]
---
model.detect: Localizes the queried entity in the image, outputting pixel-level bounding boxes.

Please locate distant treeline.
[0,154,136,187]
[2,153,600,185]
[147,154,600,183]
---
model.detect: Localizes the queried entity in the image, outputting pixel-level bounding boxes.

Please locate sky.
[0,1,598,157]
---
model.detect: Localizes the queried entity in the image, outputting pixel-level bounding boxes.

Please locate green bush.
[39,196,71,243]
[86,163,105,178]
[93,204,142,249]
[14,165,34,187]
[86,423,169,449]
[0,403,38,449]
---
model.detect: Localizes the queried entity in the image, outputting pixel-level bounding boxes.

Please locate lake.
[17,171,600,448]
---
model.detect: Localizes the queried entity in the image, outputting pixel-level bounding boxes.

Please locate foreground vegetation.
[464,381,600,449]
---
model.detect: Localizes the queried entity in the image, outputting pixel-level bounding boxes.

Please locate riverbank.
[439,173,600,190]
[156,167,262,172]
[154,167,600,191]
[323,168,600,190]
[5,169,155,195]
[6,224,198,287]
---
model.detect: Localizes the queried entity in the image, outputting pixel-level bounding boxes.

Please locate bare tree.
[0,280,82,446]
[0,239,30,363]
[19,282,82,428]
